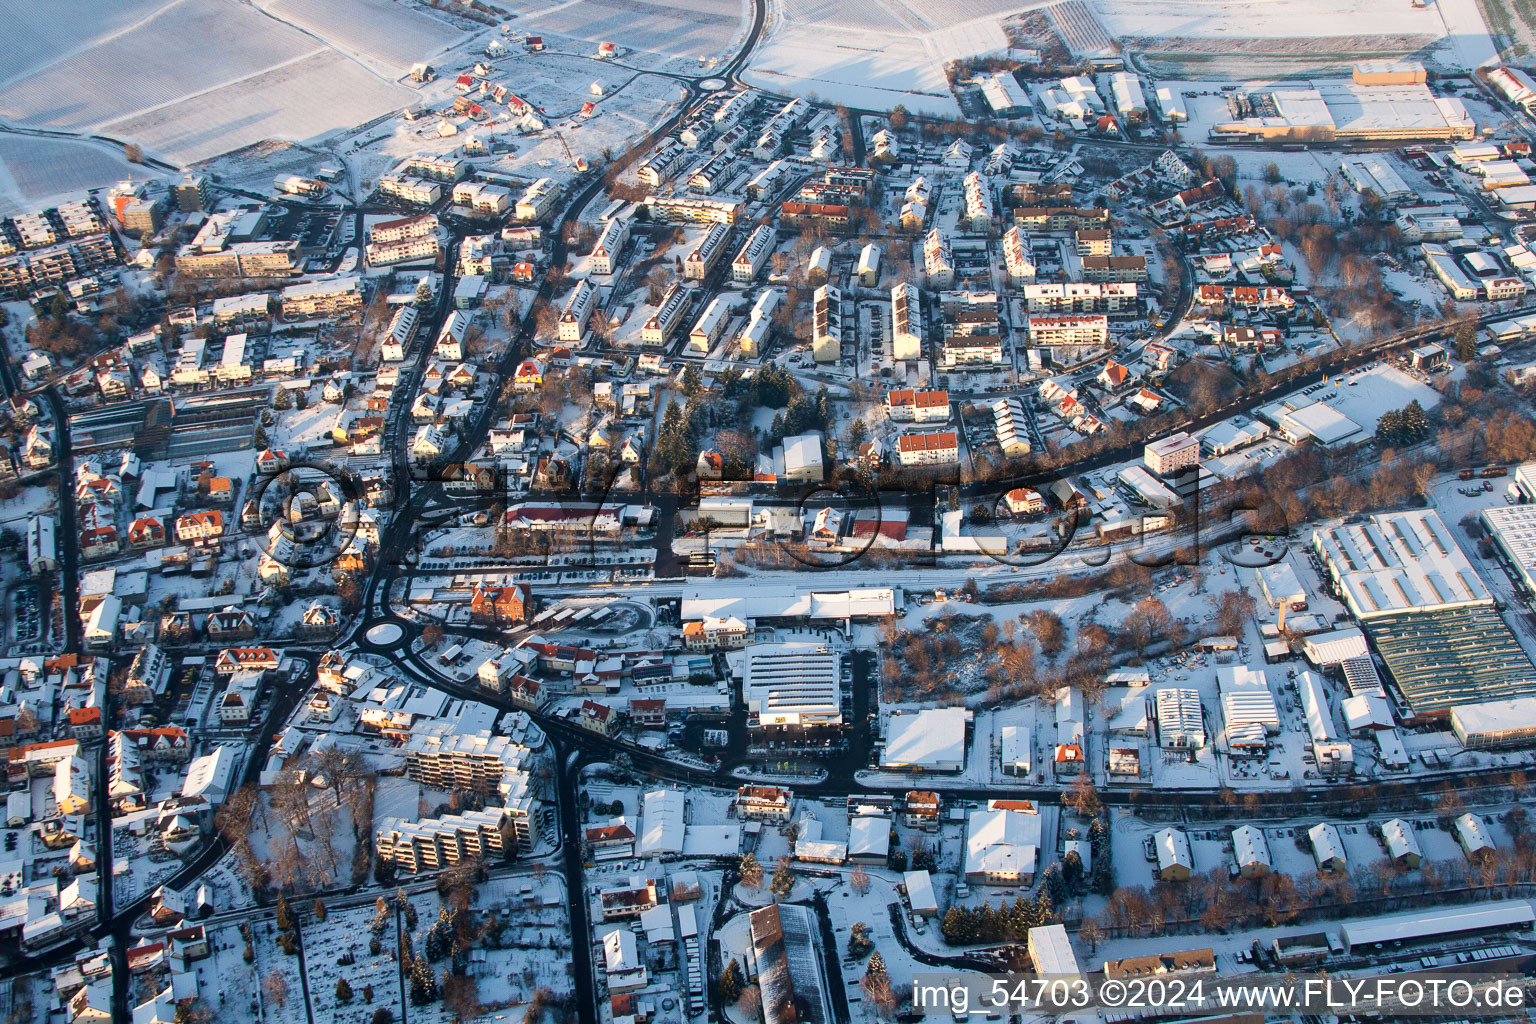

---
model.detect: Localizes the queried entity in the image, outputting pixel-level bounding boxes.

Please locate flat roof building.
[1452,696,1536,749]
[741,642,843,732]
[1027,924,1080,978]
[1314,510,1536,713]
[1481,504,1536,597]
[879,708,970,772]
[1340,900,1534,954]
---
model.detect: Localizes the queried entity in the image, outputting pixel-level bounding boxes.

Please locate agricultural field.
[499,0,749,63]
[100,49,415,164]
[747,0,1038,115]
[0,0,459,167]
[253,0,470,73]
[1089,0,1499,75]
[1477,0,1536,58]
[0,134,153,215]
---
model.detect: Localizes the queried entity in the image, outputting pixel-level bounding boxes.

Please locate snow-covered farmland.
[745,0,1038,115]
[1086,0,1498,75]
[100,50,414,165]
[1088,0,1450,42]
[498,0,748,63]
[252,0,470,72]
[0,134,154,215]
[0,0,463,166]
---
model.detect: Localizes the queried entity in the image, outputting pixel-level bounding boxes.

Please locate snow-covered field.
[1090,0,1497,74]
[500,0,749,63]
[252,0,469,72]
[0,0,467,166]
[745,0,1042,115]
[0,134,154,214]
[102,50,413,165]
[1088,0,1448,42]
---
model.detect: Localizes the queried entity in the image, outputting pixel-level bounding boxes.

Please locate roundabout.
[366,622,403,645]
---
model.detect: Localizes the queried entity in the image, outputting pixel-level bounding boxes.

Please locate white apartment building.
[684,222,731,280]
[736,290,780,356]
[942,334,1004,367]
[1027,315,1109,347]
[1144,432,1201,475]
[688,295,732,354]
[1023,282,1138,315]
[924,229,954,288]
[732,224,774,282]
[280,276,364,319]
[559,279,600,343]
[897,431,960,467]
[1004,226,1036,286]
[642,284,690,346]
[377,175,441,205]
[892,283,922,361]
[813,284,842,364]
[590,217,630,275]
[370,214,439,245]
[451,181,512,214]
[964,172,994,231]
[515,178,562,222]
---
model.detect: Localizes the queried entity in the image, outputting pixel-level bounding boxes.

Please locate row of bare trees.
[214,748,377,898]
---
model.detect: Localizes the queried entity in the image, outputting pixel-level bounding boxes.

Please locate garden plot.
[462,874,575,1012]
[194,921,266,1022]
[301,903,406,1024]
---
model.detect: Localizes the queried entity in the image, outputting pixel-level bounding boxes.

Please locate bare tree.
[1121,595,1178,657]
[849,864,871,896]
[443,975,483,1023]
[263,970,289,1009]
[1062,773,1101,817]
[738,986,763,1022]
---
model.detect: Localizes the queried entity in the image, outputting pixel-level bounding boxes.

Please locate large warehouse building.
[682,584,899,627]
[1452,697,1536,749]
[735,642,844,736]
[1313,510,1536,714]
[1481,503,1536,597]
[1211,65,1476,145]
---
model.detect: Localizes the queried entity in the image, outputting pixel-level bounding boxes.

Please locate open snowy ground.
[745,0,1055,115]
[0,0,471,166]
[0,134,154,215]
[1091,0,1498,75]
[497,0,750,64]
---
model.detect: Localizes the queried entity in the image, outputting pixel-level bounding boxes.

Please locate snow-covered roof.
[1309,822,1346,866]
[880,707,969,770]
[964,804,1040,879]
[1232,825,1270,870]
[1382,818,1421,863]
[848,815,890,859]
[636,789,685,857]
[903,869,937,914]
